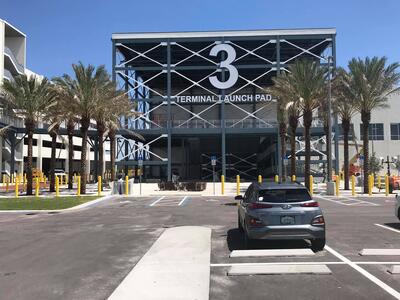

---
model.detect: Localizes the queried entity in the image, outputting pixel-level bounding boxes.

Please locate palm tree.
[287,102,301,178]
[45,94,65,192]
[271,60,326,189]
[332,68,358,190]
[51,83,78,190]
[269,73,297,181]
[104,93,143,183]
[1,75,57,195]
[93,80,122,185]
[277,102,287,182]
[54,62,110,194]
[348,57,400,193]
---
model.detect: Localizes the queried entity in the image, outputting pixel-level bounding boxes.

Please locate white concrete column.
[65,138,71,173]
[86,142,91,181]
[17,139,23,175]
[37,134,43,171]
[0,21,5,82]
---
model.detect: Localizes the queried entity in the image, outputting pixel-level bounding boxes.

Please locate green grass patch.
[0,196,100,210]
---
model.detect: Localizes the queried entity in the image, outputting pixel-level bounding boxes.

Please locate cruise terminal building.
[111,28,337,182]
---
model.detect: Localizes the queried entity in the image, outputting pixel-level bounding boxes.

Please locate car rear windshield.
[258,189,311,203]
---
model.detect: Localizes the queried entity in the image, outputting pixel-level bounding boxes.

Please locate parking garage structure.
[111,28,337,182]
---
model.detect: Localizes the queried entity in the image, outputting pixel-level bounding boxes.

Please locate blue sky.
[2,0,400,78]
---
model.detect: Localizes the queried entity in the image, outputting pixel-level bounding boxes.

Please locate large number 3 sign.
[209,44,239,89]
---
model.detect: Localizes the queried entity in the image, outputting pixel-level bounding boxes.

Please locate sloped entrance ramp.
[108,226,211,300]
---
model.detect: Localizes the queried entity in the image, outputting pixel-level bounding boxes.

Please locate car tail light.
[311,215,325,225]
[249,217,264,227]
[249,203,273,209]
[301,201,319,207]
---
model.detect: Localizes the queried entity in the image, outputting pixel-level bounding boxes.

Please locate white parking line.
[178,196,188,206]
[211,261,400,267]
[149,196,165,207]
[375,223,400,234]
[325,245,400,299]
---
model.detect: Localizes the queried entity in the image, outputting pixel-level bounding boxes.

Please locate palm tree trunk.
[49,130,57,192]
[67,120,74,190]
[26,120,34,195]
[97,122,105,189]
[304,110,313,190]
[361,110,370,193]
[80,118,90,194]
[289,116,298,177]
[342,118,350,190]
[324,122,331,183]
[279,123,287,182]
[109,130,116,182]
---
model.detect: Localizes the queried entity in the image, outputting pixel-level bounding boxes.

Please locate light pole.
[381,155,396,177]
[327,56,333,182]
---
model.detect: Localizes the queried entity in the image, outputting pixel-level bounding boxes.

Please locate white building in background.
[0,19,110,178]
[338,92,400,175]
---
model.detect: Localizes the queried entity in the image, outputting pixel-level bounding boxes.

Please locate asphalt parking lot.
[1,193,400,300]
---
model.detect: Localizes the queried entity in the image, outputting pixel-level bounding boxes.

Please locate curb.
[0,194,116,214]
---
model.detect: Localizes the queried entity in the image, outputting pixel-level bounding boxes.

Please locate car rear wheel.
[311,238,326,252]
[243,227,254,249]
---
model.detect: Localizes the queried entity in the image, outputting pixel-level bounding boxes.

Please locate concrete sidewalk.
[108,226,211,300]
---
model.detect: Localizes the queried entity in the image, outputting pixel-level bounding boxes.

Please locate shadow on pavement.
[227,228,311,251]
[384,223,400,230]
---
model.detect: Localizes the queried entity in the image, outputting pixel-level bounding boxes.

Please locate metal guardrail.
[4,46,24,74]
[127,118,325,130]
[0,111,24,128]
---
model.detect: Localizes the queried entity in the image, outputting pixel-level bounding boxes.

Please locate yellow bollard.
[125,175,129,196]
[98,176,102,196]
[309,175,314,196]
[368,175,372,196]
[15,178,19,198]
[77,176,81,196]
[385,175,389,196]
[378,175,381,190]
[35,177,39,197]
[6,177,9,192]
[258,175,262,184]
[236,175,240,196]
[336,176,340,196]
[221,175,225,195]
[274,175,279,183]
[55,176,60,197]
[351,175,355,196]
[292,175,296,182]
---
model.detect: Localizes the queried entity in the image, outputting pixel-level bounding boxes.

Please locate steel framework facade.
[111,29,337,181]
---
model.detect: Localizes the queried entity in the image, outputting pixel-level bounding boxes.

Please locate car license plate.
[281,216,295,225]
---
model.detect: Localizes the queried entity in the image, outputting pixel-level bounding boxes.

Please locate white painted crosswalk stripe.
[149,196,165,207]
[316,195,379,206]
[149,196,189,207]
